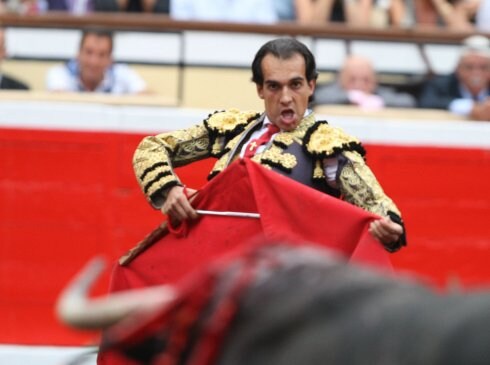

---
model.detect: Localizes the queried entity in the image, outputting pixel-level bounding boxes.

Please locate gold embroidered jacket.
[133,109,403,232]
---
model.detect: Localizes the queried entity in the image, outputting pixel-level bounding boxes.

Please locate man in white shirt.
[46,29,147,94]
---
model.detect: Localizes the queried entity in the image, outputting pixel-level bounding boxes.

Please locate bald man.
[313,55,416,109]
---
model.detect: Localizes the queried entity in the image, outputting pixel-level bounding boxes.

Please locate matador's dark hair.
[251,37,318,85]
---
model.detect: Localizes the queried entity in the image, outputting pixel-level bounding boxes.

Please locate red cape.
[110,159,391,293]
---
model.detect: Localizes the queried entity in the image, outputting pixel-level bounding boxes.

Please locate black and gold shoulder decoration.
[204,109,260,157]
[204,109,260,136]
[303,120,366,159]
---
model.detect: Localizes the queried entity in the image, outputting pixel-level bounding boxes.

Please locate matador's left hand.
[369,217,403,247]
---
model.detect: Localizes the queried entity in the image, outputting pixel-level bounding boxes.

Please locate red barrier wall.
[1,127,489,346]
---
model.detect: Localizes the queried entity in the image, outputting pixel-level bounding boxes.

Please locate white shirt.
[476,0,490,32]
[45,60,147,94]
[449,85,490,116]
[170,0,278,24]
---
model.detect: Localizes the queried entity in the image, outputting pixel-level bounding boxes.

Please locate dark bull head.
[57,244,490,365]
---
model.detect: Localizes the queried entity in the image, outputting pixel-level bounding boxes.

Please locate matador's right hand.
[162,185,199,223]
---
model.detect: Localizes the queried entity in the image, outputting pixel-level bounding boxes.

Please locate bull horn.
[56,257,175,329]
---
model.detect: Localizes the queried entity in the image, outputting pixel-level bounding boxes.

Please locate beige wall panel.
[130,65,179,99]
[1,61,330,109]
[2,60,59,90]
[182,68,263,111]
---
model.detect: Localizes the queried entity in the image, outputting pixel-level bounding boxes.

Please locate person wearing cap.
[418,35,490,121]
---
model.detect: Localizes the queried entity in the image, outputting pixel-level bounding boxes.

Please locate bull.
[57,242,490,365]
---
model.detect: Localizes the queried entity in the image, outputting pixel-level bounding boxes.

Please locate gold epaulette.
[204,109,260,136]
[204,109,261,157]
[304,121,366,158]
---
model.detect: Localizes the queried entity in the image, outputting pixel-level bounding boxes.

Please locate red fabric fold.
[99,159,393,365]
[246,160,391,268]
[110,159,391,293]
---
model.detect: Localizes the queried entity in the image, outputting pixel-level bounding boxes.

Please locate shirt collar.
[459,84,489,101]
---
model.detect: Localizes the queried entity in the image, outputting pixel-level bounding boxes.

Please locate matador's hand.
[162,186,199,223]
[369,217,403,248]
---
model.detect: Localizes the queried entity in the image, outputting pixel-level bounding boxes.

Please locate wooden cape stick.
[119,210,260,266]
[119,221,169,266]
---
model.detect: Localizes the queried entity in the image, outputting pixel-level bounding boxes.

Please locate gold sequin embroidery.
[338,151,401,217]
[206,109,259,134]
[146,174,180,198]
[306,123,360,157]
[313,160,325,179]
[209,154,229,177]
[274,132,295,146]
[261,145,297,170]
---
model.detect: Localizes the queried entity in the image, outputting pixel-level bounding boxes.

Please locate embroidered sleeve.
[337,150,406,252]
[133,124,211,208]
[133,109,260,209]
[337,150,400,216]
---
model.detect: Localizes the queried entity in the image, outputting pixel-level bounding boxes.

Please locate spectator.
[431,0,479,30]
[46,29,147,94]
[170,0,278,24]
[275,0,414,27]
[40,0,93,13]
[275,0,336,24]
[0,27,30,90]
[418,35,490,121]
[1,0,39,13]
[415,0,480,30]
[476,0,490,31]
[343,0,415,28]
[92,0,169,13]
[313,55,416,110]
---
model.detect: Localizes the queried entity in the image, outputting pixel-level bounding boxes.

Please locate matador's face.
[256,53,315,132]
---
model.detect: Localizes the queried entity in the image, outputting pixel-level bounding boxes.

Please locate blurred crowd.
[312,34,490,120]
[0,0,489,120]
[0,0,488,32]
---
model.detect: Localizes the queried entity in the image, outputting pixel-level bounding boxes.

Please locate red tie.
[244,123,280,158]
